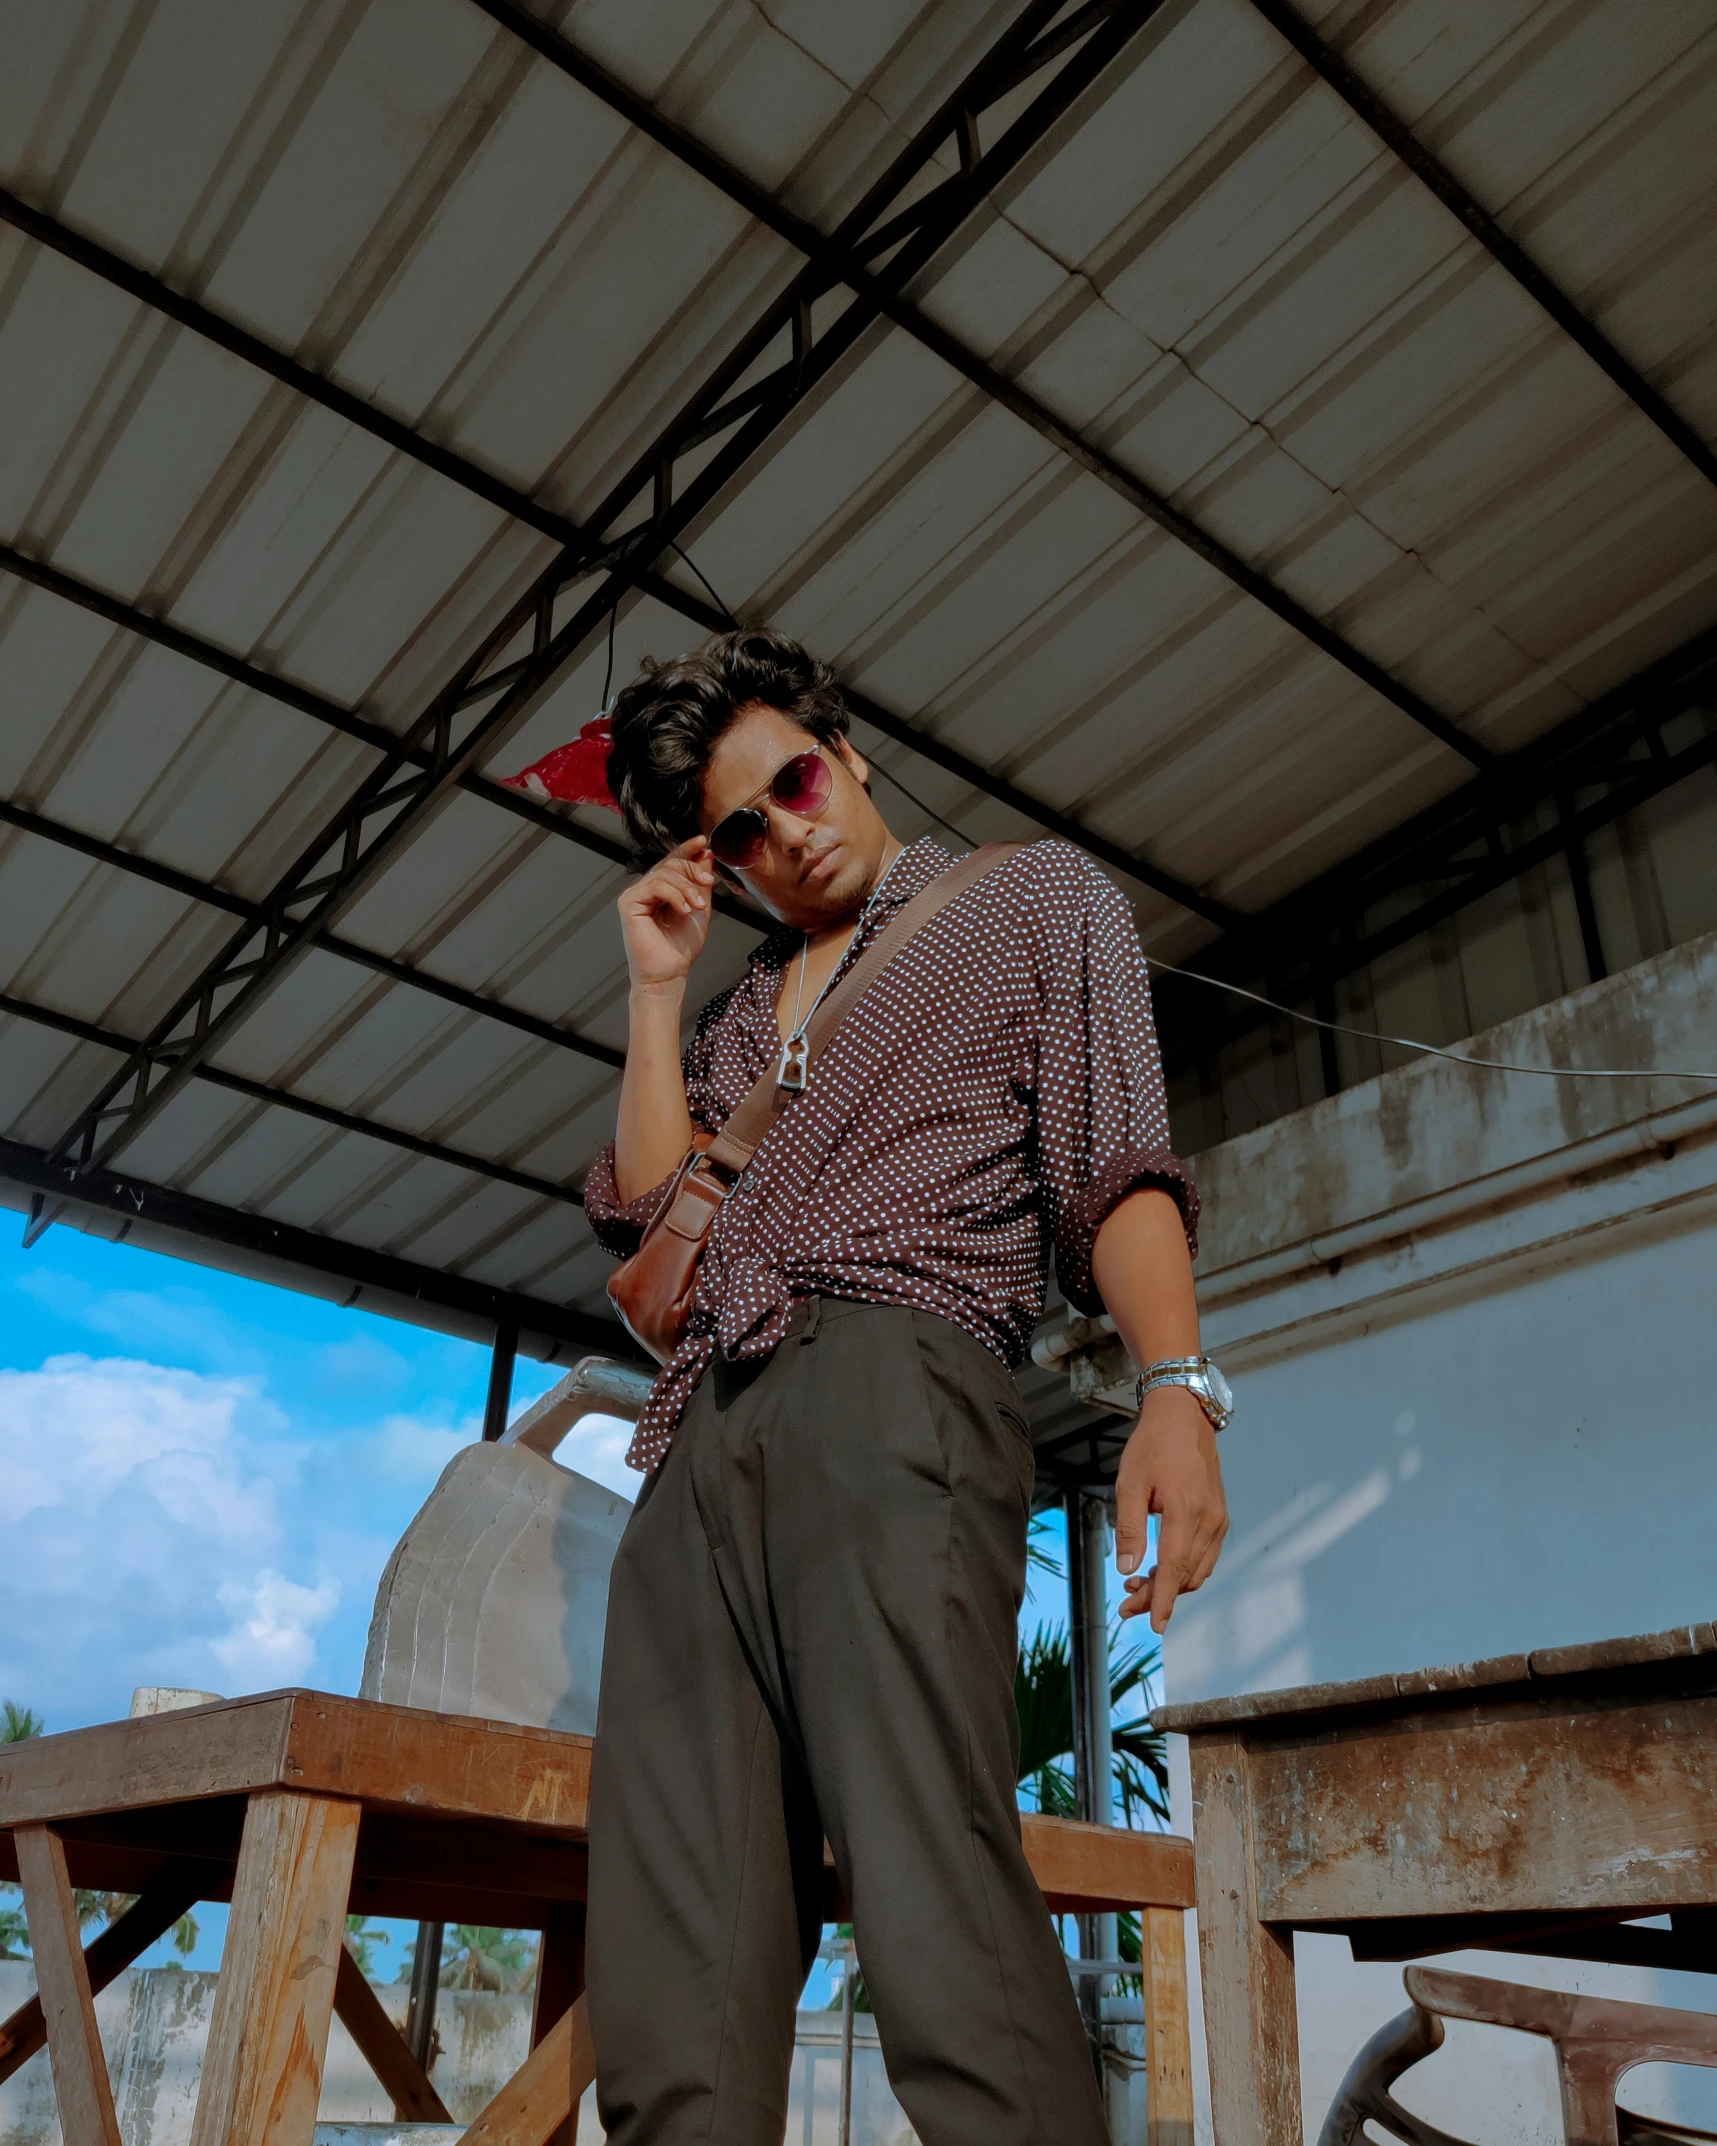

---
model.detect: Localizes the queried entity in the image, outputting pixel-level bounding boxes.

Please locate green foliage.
[73,1891,199,1958]
[0,1704,41,1957]
[823,1925,871,2015]
[1,1702,43,1744]
[1026,1512,1062,1579]
[344,1916,390,1976]
[1013,1622,1170,1827]
[397,1925,538,1994]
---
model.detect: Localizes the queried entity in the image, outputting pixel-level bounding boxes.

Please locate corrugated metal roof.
[2,0,1714,1413]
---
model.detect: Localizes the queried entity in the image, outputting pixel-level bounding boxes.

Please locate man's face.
[698,702,894,930]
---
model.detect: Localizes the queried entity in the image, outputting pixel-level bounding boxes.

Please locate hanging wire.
[665,540,740,627]
[1144,963,1717,1086]
[865,756,987,851]
[641,547,1717,1086]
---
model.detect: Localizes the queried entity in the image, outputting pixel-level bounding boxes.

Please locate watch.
[1134,1354,1234,1433]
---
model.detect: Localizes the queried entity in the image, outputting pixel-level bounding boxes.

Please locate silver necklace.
[775,846,906,1093]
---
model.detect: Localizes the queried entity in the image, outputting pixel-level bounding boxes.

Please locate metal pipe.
[482,1322,518,1441]
[838,1944,856,2146]
[405,1921,443,2074]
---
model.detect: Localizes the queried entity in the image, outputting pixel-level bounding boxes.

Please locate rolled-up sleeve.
[1032,850,1198,1312]
[579,983,737,1259]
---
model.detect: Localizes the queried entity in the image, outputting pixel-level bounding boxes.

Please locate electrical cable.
[665,539,740,627]
[1144,963,1717,1086]
[645,547,1717,1086]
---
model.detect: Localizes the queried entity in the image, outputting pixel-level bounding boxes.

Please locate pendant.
[776,1033,810,1092]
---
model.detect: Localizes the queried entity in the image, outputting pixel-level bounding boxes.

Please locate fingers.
[627,847,714,920]
[1147,1513,1191,1634]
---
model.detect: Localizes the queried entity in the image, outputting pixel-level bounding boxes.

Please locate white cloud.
[0,1355,336,1722]
[371,1412,474,1484]
[213,1570,341,1686]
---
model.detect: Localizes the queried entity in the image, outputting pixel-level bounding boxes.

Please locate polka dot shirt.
[583,838,1198,1473]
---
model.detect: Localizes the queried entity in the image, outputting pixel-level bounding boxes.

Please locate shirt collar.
[746,837,955,973]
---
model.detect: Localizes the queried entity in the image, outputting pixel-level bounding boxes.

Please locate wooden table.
[1153,1623,1717,2146]
[0,1689,1198,2146]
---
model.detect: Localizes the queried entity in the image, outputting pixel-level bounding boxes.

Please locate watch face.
[1205,1363,1233,1414]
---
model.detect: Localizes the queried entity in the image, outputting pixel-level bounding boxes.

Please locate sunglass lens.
[771,751,831,816]
[709,808,768,868]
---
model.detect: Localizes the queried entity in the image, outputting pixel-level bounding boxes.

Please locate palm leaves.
[1014,1624,1170,1827]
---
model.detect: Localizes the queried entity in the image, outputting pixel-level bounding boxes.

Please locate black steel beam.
[0,418,1176,926]
[0,185,581,546]
[0,539,635,873]
[0,795,625,1070]
[1154,623,1717,1069]
[0,1133,630,1358]
[1249,0,1717,494]
[475,0,1490,772]
[38,0,1218,1191]
[0,990,582,1208]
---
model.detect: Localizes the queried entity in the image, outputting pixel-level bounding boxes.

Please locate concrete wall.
[1152,928,1717,2145]
[0,1966,920,2146]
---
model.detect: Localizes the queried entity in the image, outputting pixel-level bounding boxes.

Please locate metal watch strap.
[1135,1354,1229,1428]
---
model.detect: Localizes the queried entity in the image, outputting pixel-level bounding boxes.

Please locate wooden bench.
[0,1688,1197,2146]
[1154,1623,1717,2146]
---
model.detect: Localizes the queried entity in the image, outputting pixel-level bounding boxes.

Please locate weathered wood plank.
[190,1790,360,2146]
[0,1862,202,2087]
[1249,1692,1717,1922]
[1153,1622,1717,1732]
[14,1826,122,2146]
[1188,1736,1301,2146]
[0,1699,293,1827]
[280,1697,591,1830]
[1021,1815,1196,1913]
[0,1694,594,1835]
[333,1943,450,2123]
[531,1904,586,2146]
[354,1814,587,1901]
[460,1995,596,2146]
[1140,1904,1194,2146]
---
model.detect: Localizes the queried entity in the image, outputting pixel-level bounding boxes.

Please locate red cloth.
[500,716,617,811]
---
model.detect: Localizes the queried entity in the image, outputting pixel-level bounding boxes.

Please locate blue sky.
[0,1212,1103,1978]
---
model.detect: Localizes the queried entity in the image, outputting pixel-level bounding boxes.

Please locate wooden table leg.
[463,1995,596,2146]
[189,1789,360,2146]
[1140,1903,1195,2146]
[533,1902,587,2146]
[0,1861,202,2089]
[14,1825,122,2146]
[1189,1733,1302,2146]
[333,1942,450,2122]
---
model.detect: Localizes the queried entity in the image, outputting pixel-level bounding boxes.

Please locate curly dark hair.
[605,627,851,865]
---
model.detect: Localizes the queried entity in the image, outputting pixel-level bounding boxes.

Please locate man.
[582,628,1228,2145]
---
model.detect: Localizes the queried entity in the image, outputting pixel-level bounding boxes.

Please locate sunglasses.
[707,748,834,869]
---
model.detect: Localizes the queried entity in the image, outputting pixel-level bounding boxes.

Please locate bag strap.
[702,840,1028,1178]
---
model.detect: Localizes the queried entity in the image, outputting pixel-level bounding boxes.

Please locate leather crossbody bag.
[608,841,1025,1364]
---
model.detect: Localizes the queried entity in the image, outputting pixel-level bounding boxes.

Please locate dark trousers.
[585,1297,1108,2146]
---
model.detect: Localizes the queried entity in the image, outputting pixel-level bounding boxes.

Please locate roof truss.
[26,0,1196,1214]
[1248,0,1717,497]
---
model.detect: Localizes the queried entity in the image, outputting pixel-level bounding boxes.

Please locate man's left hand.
[1115,1386,1228,1634]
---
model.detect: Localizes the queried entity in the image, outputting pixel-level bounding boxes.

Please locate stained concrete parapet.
[1192,925,1717,1278]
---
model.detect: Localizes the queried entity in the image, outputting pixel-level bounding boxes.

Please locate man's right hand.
[619,837,717,991]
